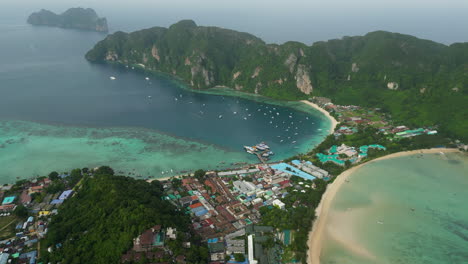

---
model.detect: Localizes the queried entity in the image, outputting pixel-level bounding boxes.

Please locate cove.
[0,20,331,182]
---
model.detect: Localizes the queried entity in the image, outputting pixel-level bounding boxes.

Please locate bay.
[0,19,330,182]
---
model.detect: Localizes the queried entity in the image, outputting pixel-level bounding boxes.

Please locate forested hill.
[40,171,208,264]
[27,8,108,32]
[85,20,468,140]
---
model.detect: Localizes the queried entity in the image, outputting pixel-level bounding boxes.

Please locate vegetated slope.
[27,7,108,32]
[41,172,207,264]
[86,20,468,140]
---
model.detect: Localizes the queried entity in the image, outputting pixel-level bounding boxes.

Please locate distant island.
[85,20,467,141]
[27,8,108,32]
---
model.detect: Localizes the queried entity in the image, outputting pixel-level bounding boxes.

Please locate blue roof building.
[59,190,73,200]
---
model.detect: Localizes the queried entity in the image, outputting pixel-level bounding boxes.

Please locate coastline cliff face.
[85,20,468,140]
[27,8,108,32]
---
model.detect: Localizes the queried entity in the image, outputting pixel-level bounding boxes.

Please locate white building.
[233,180,257,196]
[248,235,258,264]
[272,199,285,210]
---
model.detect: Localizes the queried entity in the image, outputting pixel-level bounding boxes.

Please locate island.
[27,8,108,32]
[85,20,467,141]
[1,19,467,264]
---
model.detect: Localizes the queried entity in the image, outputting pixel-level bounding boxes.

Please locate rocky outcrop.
[105,51,118,61]
[387,82,399,90]
[299,48,305,57]
[295,65,313,94]
[255,82,262,94]
[251,67,261,78]
[151,46,160,62]
[233,71,241,81]
[284,53,298,73]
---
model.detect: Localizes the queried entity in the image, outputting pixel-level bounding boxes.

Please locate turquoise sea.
[320,152,468,264]
[0,16,330,183]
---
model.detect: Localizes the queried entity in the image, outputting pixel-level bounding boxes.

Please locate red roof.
[189,202,203,209]
[31,186,43,191]
[278,180,290,186]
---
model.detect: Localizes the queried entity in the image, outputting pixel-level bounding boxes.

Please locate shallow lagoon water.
[321,152,468,264]
[0,20,330,182]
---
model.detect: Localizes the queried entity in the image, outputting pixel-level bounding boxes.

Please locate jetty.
[243,142,274,163]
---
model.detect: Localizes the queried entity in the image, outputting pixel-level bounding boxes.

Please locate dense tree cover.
[14,204,29,218]
[27,8,108,32]
[40,171,207,264]
[259,178,327,263]
[86,21,467,140]
[234,253,246,262]
[48,171,59,181]
[194,169,206,181]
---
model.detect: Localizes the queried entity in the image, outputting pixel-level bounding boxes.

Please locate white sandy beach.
[307,148,461,264]
[300,100,338,134]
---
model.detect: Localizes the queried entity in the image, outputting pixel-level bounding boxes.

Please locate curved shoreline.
[306,148,461,264]
[300,100,338,134]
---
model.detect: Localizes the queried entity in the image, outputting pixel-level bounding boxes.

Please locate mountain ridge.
[85,20,468,140]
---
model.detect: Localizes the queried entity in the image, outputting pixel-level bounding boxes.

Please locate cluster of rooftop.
[316,143,386,166]
[158,158,331,263]
[0,174,76,264]
[309,97,438,139]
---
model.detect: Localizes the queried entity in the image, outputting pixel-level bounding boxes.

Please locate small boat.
[377,221,384,225]
[145,77,150,80]
[244,117,247,120]
[218,115,223,119]
[277,112,280,115]
[147,95,152,99]
[292,141,296,144]
[109,76,116,80]
[174,98,178,101]
[233,111,237,114]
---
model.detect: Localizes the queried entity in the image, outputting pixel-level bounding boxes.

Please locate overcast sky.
[3,0,468,44]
